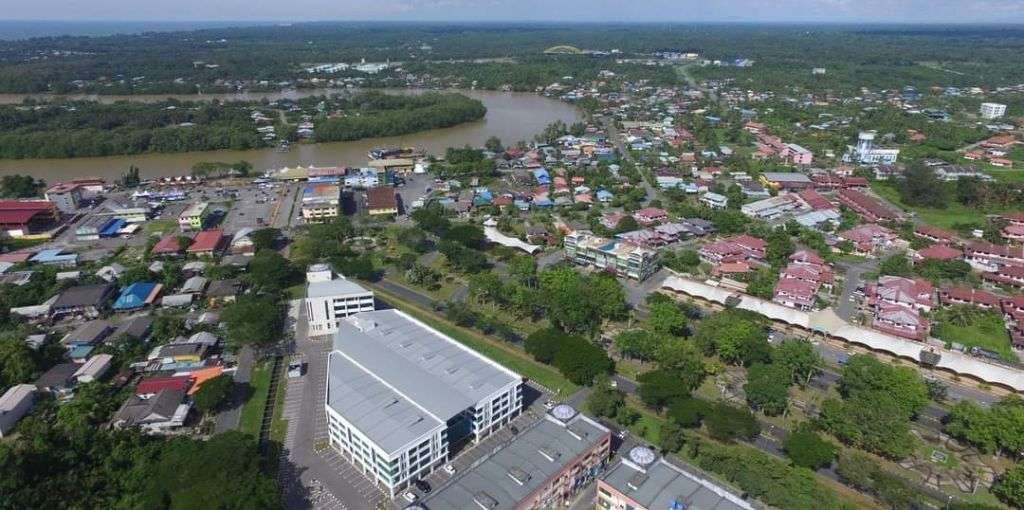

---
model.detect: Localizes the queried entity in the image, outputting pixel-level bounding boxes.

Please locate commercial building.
[419,405,610,510]
[564,230,660,281]
[740,194,808,221]
[366,186,399,215]
[0,200,59,237]
[325,310,523,496]
[837,189,900,222]
[304,264,375,335]
[759,172,813,191]
[301,183,341,223]
[980,102,1007,119]
[0,384,35,437]
[597,446,753,510]
[44,182,83,213]
[178,202,208,231]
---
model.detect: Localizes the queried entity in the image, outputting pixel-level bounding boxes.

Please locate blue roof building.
[113,282,162,310]
[533,168,551,185]
[596,190,614,202]
[99,218,126,238]
[473,188,493,206]
[30,249,78,267]
[513,199,530,211]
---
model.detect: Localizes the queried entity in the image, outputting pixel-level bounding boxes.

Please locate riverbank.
[0,89,581,182]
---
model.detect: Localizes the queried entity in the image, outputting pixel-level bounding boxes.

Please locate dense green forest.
[0,91,485,158]
[313,92,486,142]
[2,23,1023,95]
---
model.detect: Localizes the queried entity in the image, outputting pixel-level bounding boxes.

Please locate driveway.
[835,259,876,321]
[214,345,254,434]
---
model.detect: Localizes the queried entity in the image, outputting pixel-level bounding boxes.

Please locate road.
[596,114,655,206]
[214,345,254,434]
[834,259,877,321]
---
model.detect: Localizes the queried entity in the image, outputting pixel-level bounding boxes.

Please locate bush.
[667,397,708,428]
[784,424,836,471]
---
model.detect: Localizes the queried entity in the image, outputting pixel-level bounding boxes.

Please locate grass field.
[144,219,179,235]
[370,284,578,396]
[933,310,1017,362]
[239,363,271,437]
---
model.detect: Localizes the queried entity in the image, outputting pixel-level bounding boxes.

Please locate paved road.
[835,259,877,321]
[374,278,437,309]
[214,345,255,434]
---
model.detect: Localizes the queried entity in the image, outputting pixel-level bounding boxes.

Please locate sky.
[3,0,1024,24]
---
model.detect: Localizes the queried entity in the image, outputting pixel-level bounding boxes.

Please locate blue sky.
[5,0,1024,23]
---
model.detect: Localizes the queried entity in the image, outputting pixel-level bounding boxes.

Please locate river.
[0,89,581,182]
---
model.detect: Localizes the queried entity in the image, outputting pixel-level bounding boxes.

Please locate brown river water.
[0,89,581,181]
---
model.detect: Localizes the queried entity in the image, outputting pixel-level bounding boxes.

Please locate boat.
[275,141,291,153]
[368,146,424,160]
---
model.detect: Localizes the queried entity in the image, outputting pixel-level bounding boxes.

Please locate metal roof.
[601,458,754,510]
[422,411,609,510]
[326,310,520,453]
[306,278,372,298]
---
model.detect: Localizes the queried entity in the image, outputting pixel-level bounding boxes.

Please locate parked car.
[443,464,456,475]
[287,361,305,378]
[402,492,417,503]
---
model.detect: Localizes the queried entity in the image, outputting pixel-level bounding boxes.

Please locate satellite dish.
[628,446,657,467]
[551,404,577,422]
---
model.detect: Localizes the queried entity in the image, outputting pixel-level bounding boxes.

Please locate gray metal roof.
[307,278,373,298]
[422,411,609,510]
[327,351,444,455]
[326,310,520,452]
[600,457,754,510]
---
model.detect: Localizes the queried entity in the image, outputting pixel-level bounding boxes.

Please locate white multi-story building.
[980,102,1007,119]
[564,230,660,281]
[304,264,375,335]
[325,310,522,496]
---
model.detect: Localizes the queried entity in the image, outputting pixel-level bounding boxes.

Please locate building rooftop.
[601,454,754,510]
[307,277,372,298]
[422,407,609,510]
[187,230,224,252]
[326,310,520,454]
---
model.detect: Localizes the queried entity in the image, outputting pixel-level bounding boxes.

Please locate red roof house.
[186,229,225,256]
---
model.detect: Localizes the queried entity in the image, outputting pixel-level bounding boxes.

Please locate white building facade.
[325,310,522,496]
[304,264,375,335]
[980,102,1007,119]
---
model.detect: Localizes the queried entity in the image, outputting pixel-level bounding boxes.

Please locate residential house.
[51,283,117,319]
[186,229,225,256]
[633,207,669,226]
[699,235,767,265]
[837,189,900,222]
[964,241,1024,271]
[838,224,900,255]
[73,354,113,383]
[0,384,36,437]
[699,192,728,209]
[111,389,190,433]
[366,186,398,215]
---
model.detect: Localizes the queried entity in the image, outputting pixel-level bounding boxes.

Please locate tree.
[538,267,625,334]
[248,250,299,292]
[613,215,640,234]
[397,227,430,253]
[638,369,695,409]
[411,203,451,235]
[744,362,790,416]
[667,397,709,428]
[443,223,485,249]
[897,161,951,209]
[484,136,504,153]
[585,377,625,418]
[192,374,233,413]
[648,300,687,336]
[693,309,770,366]
[784,424,837,470]
[249,228,279,252]
[745,267,778,299]
[553,338,614,386]
[772,339,821,386]
[839,354,928,418]
[221,296,283,348]
[614,330,662,362]
[659,420,687,454]
[765,228,795,267]
[945,397,1024,454]
[0,174,45,198]
[993,462,1024,509]
[704,402,761,442]
[0,336,37,389]
[878,253,913,277]
[819,394,917,459]
[524,328,563,364]
[136,432,279,509]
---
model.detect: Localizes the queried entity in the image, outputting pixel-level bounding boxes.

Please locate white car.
[544,400,556,410]
[443,464,456,475]
[402,492,418,503]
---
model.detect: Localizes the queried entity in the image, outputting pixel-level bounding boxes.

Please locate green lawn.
[238,363,272,437]
[933,310,1017,362]
[285,284,306,300]
[871,182,988,228]
[369,284,578,396]
[144,219,179,235]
